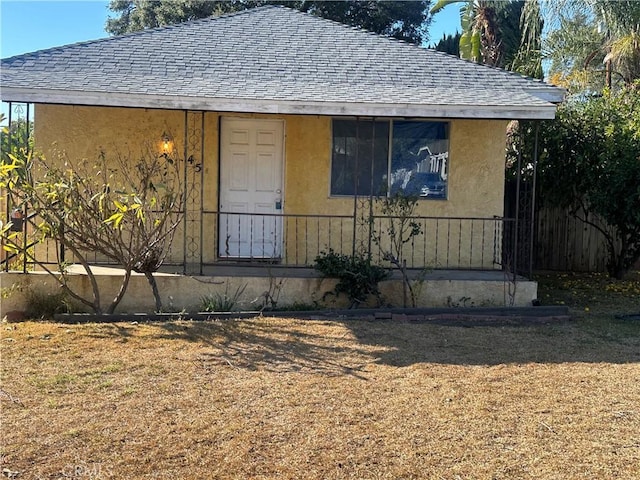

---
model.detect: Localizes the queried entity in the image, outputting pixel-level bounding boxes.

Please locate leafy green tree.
[545,12,606,92]
[544,0,640,93]
[511,88,640,279]
[106,0,432,44]
[303,1,431,44]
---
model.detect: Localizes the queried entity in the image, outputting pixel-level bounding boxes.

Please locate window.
[331,119,389,196]
[330,119,449,199]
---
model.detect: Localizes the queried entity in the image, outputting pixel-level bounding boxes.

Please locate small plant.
[24,288,74,319]
[372,192,424,307]
[200,282,247,312]
[314,249,389,308]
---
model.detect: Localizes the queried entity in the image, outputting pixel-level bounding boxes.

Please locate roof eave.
[0,87,559,120]
[526,87,566,104]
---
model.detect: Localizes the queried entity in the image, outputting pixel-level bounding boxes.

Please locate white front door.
[219,118,284,259]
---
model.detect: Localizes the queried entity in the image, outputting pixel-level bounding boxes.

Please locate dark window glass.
[331,119,389,196]
[330,119,449,199]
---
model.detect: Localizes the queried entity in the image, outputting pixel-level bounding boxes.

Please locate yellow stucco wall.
[35,105,185,162]
[34,105,508,269]
[284,117,508,219]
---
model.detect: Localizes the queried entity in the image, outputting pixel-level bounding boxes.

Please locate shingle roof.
[0,6,563,119]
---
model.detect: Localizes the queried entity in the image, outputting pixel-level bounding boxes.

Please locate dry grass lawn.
[1,273,639,479]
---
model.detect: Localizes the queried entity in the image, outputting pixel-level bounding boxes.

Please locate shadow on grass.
[82,315,640,372]
[341,317,640,367]
[152,319,377,378]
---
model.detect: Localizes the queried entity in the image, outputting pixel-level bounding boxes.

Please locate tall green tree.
[510,88,640,279]
[430,0,533,71]
[545,11,606,92]
[106,0,432,44]
[507,0,542,78]
[434,32,461,56]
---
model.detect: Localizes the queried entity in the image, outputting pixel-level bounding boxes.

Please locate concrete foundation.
[1,266,536,316]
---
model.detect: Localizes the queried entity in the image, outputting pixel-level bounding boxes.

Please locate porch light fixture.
[161,132,172,154]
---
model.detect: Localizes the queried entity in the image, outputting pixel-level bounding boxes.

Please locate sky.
[0,0,460,121]
[1,0,459,57]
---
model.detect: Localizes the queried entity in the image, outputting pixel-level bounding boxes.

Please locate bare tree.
[1,146,184,313]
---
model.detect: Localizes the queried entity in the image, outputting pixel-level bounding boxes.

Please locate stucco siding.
[33,105,507,269]
[35,104,185,162]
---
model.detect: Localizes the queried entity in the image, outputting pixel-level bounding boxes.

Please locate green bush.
[314,249,389,308]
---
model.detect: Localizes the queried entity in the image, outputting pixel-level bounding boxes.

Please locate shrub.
[314,249,389,308]
[24,289,74,319]
[200,283,247,312]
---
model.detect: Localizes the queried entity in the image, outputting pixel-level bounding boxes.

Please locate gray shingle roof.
[0,6,563,119]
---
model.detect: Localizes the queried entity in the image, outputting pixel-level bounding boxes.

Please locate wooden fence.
[534,206,617,272]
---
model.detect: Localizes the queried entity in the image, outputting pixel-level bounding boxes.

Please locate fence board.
[534,206,616,272]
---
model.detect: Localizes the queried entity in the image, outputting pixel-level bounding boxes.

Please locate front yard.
[1,272,639,479]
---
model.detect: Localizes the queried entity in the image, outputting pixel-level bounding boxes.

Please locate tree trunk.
[106,269,132,314]
[608,236,631,280]
[65,242,103,313]
[144,271,162,312]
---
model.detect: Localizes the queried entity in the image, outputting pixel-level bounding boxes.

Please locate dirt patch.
[1,314,639,479]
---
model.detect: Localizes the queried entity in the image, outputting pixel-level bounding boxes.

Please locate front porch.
[1,101,538,312]
[2,204,538,312]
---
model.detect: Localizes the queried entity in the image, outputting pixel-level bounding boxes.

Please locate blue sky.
[1,1,112,58]
[1,0,460,58]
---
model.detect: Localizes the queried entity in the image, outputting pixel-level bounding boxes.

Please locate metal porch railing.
[3,211,518,273]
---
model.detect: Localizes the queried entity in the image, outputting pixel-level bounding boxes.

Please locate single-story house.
[1,6,564,310]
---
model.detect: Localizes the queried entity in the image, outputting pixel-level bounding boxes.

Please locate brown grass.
[1,274,640,479]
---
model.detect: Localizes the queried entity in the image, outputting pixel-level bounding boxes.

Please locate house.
[0,6,564,310]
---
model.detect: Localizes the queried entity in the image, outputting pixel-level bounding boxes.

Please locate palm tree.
[543,0,640,91]
[430,0,500,65]
[596,0,640,88]
[508,0,543,78]
[430,0,539,73]
[604,32,640,87]
[431,0,640,89]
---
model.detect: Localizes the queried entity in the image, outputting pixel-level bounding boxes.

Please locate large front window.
[331,119,449,198]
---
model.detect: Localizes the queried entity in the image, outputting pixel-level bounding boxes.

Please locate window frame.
[329,117,450,200]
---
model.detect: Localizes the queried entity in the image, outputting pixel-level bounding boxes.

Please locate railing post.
[513,145,522,278]
[60,222,65,264]
[4,102,13,272]
[528,122,540,278]
[22,204,27,273]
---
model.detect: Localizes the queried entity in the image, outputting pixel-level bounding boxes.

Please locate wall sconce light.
[161,132,172,154]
